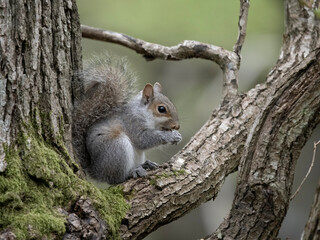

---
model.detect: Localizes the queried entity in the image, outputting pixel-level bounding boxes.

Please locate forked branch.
[222,0,250,104]
[81,1,250,104]
[81,25,236,66]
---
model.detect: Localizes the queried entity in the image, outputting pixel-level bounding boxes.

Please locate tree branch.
[81,25,235,65]
[222,0,250,105]
[81,2,250,107]
[81,23,245,104]
[290,140,320,200]
[119,48,320,240]
[206,0,320,238]
[81,24,241,104]
[233,0,250,58]
[207,49,320,240]
[81,0,250,105]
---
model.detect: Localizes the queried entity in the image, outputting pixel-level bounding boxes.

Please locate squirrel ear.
[142,83,154,104]
[154,82,162,93]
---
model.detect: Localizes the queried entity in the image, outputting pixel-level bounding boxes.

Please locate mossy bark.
[0,1,129,239]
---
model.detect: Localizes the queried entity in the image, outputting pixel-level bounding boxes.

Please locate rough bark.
[0,0,96,239]
[1,2,130,239]
[0,0,82,167]
[209,53,320,239]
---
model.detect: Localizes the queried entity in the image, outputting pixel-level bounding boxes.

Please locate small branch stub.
[290,140,320,200]
[233,0,250,58]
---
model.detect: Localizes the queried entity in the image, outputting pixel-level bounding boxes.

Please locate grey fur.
[72,54,136,170]
[85,92,181,184]
[72,54,181,184]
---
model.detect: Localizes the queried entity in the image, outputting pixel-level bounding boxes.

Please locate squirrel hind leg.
[87,131,135,184]
[127,160,158,180]
[128,166,147,179]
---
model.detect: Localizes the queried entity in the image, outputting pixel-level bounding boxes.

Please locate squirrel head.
[142,82,180,131]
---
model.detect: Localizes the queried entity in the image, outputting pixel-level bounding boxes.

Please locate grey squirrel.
[72,55,182,184]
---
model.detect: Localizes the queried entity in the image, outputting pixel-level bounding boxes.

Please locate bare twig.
[221,0,250,104]
[81,25,236,67]
[290,140,320,200]
[233,0,250,58]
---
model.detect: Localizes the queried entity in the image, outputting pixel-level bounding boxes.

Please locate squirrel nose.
[172,123,180,130]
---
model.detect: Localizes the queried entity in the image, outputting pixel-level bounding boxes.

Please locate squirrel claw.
[130,166,147,179]
[142,160,158,170]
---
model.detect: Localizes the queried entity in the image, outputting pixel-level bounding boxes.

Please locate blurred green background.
[77,1,320,239]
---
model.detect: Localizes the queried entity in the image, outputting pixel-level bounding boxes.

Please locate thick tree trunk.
[0,0,84,238]
[0,0,82,154]
[1,2,129,239]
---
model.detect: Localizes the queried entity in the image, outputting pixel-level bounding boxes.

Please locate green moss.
[314,8,320,19]
[0,144,66,239]
[149,169,186,185]
[172,169,186,176]
[0,126,129,239]
[96,186,130,234]
[149,179,155,185]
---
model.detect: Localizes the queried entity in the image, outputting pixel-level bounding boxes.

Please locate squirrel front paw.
[171,130,182,144]
[163,130,182,145]
[129,166,147,179]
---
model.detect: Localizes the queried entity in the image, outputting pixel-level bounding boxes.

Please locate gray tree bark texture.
[0,0,82,163]
[0,0,85,239]
[0,0,320,240]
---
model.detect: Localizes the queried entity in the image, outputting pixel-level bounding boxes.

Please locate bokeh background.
[77,1,320,239]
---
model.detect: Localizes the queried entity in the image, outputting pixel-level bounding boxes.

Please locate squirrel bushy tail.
[72,54,137,170]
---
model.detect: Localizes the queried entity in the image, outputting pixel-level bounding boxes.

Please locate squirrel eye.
[158,106,167,113]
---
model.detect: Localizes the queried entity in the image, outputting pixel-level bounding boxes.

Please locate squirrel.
[72,54,182,184]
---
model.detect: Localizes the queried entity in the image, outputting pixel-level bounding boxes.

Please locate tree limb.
[81,25,235,65]
[206,0,320,238]
[222,0,250,105]
[208,50,320,240]
[290,140,320,200]
[119,48,320,240]
[233,0,250,58]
